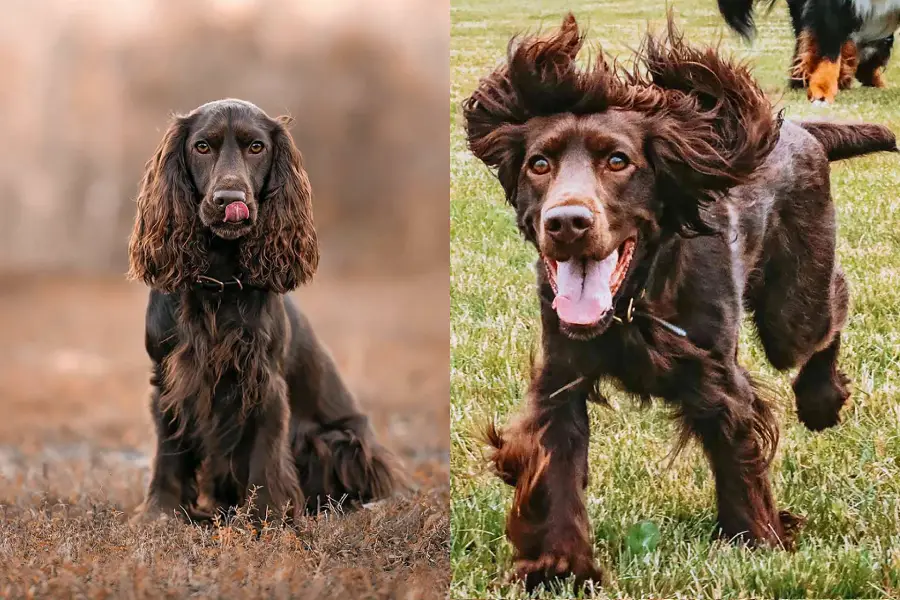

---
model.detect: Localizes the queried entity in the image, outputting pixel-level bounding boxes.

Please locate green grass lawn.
[450,1,900,597]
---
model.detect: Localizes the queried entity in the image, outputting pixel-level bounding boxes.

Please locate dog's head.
[128,99,319,293]
[463,13,778,339]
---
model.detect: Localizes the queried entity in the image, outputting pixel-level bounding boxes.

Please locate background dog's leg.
[787,2,806,89]
[793,31,821,93]
[136,388,201,521]
[808,56,841,103]
[247,387,304,525]
[802,15,856,103]
[487,363,604,592]
[682,368,796,547]
[856,36,893,88]
[838,40,858,90]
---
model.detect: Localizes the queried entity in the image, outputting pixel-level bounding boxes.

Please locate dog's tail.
[717,0,777,39]
[800,122,899,161]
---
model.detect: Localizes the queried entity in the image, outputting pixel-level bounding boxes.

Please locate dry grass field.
[0,270,449,599]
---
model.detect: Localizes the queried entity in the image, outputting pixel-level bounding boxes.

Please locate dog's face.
[187,104,276,240]
[464,14,779,341]
[518,112,657,338]
[128,98,319,293]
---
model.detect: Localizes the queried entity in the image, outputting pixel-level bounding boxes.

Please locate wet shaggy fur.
[463,14,896,591]
[719,0,898,102]
[128,99,400,525]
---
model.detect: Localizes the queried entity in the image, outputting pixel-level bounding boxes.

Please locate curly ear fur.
[127,115,207,291]
[640,17,779,234]
[241,115,319,293]
[462,12,779,235]
[462,14,585,207]
[129,112,318,294]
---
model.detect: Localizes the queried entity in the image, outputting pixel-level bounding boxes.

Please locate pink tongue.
[552,251,618,325]
[224,201,250,223]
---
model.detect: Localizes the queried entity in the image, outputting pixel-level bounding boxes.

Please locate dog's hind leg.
[288,346,400,510]
[680,367,800,548]
[292,411,399,513]
[748,152,850,430]
[856,36,893,88]
[284,302,401,511]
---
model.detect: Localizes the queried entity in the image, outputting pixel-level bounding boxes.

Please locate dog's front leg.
[247,383,304,526]
[135,387,202,522]
[682,367,802,548]
[489,360,604,592]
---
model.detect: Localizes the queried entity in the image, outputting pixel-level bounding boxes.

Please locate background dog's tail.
[717,0,777,39]
[801,122,899,161]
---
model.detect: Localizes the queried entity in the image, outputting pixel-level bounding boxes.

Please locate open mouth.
[544,237,636,328]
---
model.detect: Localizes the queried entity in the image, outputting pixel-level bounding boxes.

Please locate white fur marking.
[852,0,900,18]
[542,205,594,221]
[852,0,900,42]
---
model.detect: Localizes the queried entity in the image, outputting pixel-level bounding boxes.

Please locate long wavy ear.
[127,115,205,291]
[463,13,585,208]
[241,115,318,293]
[641,15,779,235]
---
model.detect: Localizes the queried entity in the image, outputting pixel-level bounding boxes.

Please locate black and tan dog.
[464,14,895,590]
[720,0,900,103]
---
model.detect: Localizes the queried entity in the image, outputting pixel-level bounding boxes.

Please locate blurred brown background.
[0,0,447,275]
[0,1,449,596]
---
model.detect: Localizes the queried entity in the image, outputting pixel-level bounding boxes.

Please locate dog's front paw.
[131,497,211,525]
[130,501,175,525]
[515,552,605,593]
[778,510,806,550]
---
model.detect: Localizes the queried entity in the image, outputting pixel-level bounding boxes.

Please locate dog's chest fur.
[162,292,287,455]
[591,232,747,400]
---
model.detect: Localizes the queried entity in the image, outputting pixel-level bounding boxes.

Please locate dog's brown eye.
[249,141,265,154]
[195,141,210,154]
[608,153,629,171]
[529,156,551,175]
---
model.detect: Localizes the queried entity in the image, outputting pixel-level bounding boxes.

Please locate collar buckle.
[194,275,247,293]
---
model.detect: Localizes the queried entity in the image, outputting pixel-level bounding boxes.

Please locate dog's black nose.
[213,189,246,207]
[543,205,594,244]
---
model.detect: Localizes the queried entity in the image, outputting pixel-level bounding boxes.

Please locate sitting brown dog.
[128,99,400,524]
[463,14,895,590]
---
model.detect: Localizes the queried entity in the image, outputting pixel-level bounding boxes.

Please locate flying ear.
[642,16,778,234]
[463,13,586,207]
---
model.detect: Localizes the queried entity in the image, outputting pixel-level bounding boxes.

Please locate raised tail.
[800,122,898,161]
[717,0,777,39]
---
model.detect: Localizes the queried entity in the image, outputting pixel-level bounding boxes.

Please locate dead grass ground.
[0,270,449,599]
